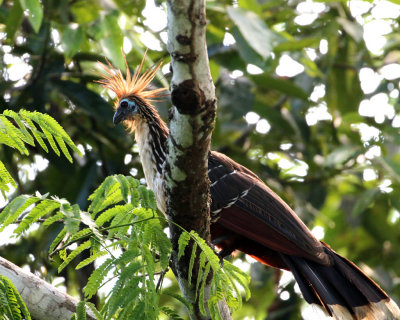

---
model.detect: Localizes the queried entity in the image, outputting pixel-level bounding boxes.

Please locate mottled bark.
[0,256,95,320]
[165,0,231,319]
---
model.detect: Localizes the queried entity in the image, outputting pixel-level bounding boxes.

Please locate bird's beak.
[113,107,126,125]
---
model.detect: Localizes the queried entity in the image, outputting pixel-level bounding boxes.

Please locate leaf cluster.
[0,174,250,319]
[0,109,82,197]
[178,231,251,319]
[0,275,31,320]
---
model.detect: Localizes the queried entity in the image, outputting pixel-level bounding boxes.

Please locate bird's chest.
[135,124,166,214]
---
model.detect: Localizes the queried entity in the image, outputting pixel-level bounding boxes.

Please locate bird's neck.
[134,112,168,213]
[135,113,168,169]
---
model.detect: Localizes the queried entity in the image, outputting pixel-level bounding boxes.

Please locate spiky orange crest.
[96,51,168,110]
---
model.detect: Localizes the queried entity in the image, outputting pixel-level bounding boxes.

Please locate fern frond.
[85,302,103,320]
[150,224,171,269]
[223,261,251,301]
[61,203,81,235]
[114,175,130,203]
[178,232,190,260]
[198,261,211,316]
[160,306,184,320]
[76,251,108,270]
[190,231,221,273]
[0,115,29,155]
[0,195,40,230]
[141,245,155,279]
[162,289,193,313]
[14,199,60,235]
[95,204,133,227]
[106,208,133,239]
[188,242,197,285]
[69,228,92,243]
[0,275,31,320]
[42,211,63,228]
[2,110,34,145]
[83,257,115,299]
[18,114,48,152]
[76,301,86,320]
[121,298,145,320]
[88,177,120,214]
[0,109,81,200]
[103,263,142,317]
[1,110,82,159]
[58,240,91,273]
[27,111,82,157]
[195,251,207,298]
[49,227,68,254]
[11,284,31,320]
[138,185,157,210]
[0,160,17,194]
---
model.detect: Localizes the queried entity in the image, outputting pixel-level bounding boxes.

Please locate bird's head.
[97,52,168,132]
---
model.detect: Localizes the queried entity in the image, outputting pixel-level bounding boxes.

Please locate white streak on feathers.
[135,120,166,214]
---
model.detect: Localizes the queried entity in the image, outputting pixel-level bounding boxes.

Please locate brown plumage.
[98,53,400,320]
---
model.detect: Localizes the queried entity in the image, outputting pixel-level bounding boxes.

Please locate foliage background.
[1,0,400,319]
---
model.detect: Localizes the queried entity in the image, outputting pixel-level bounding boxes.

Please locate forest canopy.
[1,0,400,319]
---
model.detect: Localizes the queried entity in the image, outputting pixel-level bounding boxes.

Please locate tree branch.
[166,0,230,319]
[0,256,95,320]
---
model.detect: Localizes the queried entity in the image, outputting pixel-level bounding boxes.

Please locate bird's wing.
[208,151,330,265]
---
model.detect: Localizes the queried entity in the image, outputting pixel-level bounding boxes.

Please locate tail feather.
[282,246,400,319]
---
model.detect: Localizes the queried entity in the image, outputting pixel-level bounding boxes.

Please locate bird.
[97,53,400,320]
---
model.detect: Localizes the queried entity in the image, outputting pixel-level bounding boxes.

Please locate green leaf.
[85,302,103,320]
[0,195,40,230]
[323,145,362,169]
[62,26,84,60]
[227,6,277,60]
[14,199,60,235]
[18,0,43,33]
[58,240,91,273]
[49,227,67,254]
[18,114,48,153]
[0,275,31,320]
[3,110,35,146]
[75,251,108,270]
[160,306,184,320]
[5,0,24,41]
[251,74,309,100]
[62,203,81,235]
[351,188,380,218]
[100,13,124,69]
[178,232,191,260]
[76,301,86,320]
[188,242,198,284]
[162,289,193,313]
[0,160,17,194]
[274,37,320,53]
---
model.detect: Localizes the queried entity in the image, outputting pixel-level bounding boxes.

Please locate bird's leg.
[212,233,238,266]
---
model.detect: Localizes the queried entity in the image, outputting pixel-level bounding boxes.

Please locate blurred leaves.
[227,6,278,63]
[18,0,43,33]
[1,0,400,318]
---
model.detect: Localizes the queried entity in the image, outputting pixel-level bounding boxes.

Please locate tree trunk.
[165,0,231,319]
[0,256,95,320]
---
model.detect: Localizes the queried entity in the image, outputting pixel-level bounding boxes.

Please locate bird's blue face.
[113,98,138,124]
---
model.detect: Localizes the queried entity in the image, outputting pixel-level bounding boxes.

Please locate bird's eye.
[120,101,129,108]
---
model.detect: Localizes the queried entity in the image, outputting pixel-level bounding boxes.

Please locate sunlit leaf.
[18,0,43,33]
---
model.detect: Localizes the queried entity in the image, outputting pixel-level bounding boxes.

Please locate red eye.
[120,101,128,108]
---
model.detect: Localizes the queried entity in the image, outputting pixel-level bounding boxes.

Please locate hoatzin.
[97,55,400,320]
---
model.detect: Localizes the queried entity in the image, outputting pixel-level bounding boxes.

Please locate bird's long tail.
[282,245,400,320]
